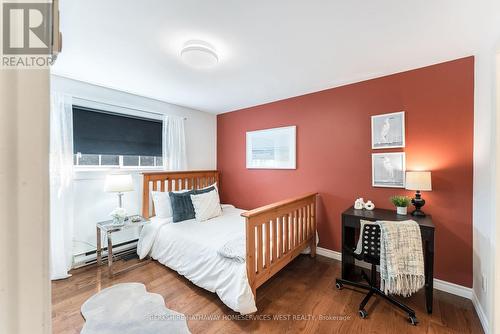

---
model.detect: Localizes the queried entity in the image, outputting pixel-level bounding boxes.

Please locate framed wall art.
[246,126,296,169]
[372,152,406,188]
[371,111,405,149]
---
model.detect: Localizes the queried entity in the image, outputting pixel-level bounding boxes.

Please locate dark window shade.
[73,106,162,156]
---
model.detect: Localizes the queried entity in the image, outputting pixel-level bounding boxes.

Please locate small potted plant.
[390,196,411,215]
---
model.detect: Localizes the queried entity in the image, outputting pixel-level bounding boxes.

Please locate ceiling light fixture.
[180,40,219,69]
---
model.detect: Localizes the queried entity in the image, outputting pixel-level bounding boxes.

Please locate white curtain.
[163,115,187,170]
[50,93,74,280]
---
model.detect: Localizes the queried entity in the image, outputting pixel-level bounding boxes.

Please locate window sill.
[73,167,165,180]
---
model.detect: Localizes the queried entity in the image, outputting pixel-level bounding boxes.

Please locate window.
[73,106,163,169]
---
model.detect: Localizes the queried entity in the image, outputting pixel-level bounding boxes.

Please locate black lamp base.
[411,190,427,217]
[411,209,426,217]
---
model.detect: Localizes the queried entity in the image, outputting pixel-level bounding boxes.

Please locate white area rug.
[81,283,191,334]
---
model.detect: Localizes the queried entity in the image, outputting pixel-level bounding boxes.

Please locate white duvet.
[137,205,257,314]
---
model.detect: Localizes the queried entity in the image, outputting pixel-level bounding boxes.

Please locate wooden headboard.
[142,170,220,218]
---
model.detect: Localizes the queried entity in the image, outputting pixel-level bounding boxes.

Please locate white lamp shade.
[104,174,134,193]
[405,171,432,191]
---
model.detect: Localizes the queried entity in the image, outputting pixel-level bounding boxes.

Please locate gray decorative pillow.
[169,186,215,223]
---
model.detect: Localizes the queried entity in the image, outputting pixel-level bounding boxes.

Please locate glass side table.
[96,215,151,278]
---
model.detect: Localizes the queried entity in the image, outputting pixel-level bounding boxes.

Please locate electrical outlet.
[482,275,487,292]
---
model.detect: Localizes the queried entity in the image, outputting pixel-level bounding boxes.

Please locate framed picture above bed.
[246,126,296,169]
[371,111,405,149]
[372,152,406,188]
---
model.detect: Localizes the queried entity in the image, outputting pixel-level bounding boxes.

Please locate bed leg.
[310,236,316,258]
[310,199,317,258]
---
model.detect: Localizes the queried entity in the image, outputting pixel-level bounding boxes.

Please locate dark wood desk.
[341,207,435,313]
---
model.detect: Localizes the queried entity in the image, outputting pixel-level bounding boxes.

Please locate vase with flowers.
[110,207,128,226]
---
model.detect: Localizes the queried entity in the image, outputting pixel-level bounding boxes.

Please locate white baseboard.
[472,292,489,334]
[433,278,472,299]
[317,246,372,269]
[316,246,341,260]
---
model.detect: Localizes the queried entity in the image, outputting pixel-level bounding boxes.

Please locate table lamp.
[104,174,134,208]
[405,171,432,217]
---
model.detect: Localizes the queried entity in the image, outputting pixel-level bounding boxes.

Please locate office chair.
[335,223,419,325]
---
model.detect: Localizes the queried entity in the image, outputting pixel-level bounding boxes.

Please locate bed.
[138,170,317,314]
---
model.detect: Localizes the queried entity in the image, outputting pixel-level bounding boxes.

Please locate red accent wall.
[217,57,474,287]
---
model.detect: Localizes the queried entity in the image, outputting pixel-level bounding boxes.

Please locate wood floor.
[52,255,483,334]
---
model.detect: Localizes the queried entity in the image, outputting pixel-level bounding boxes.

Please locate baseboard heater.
[72,239,139,269]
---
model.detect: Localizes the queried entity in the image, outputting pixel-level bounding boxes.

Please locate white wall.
[51,75,217,256]
[494,51,500,334]
[0,69,51,334]
[472,48,498,334]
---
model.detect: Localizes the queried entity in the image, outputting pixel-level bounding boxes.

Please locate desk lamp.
[405,171,432,217]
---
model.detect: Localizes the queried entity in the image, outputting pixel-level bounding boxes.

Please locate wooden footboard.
[241,192,318,297]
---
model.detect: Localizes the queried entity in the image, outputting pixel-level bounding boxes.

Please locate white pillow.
[190,189,222,222]
[202,182,218,192]
[151,191,172,218]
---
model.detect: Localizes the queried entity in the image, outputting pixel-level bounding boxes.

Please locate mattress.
[137,205,257,314]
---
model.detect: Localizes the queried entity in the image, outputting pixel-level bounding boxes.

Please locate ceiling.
[52,0,500,114]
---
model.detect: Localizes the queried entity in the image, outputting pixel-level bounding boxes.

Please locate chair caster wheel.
[335,282,343,290]
[408,315,418,326]
[359,309,368,319]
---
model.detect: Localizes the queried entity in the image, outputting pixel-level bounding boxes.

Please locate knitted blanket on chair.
[355,219,425,296]
[377,220,425,297]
